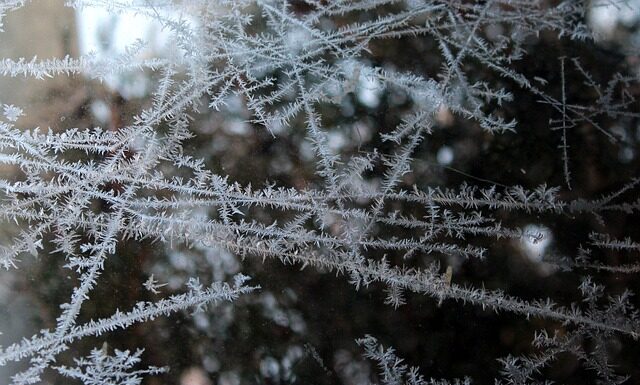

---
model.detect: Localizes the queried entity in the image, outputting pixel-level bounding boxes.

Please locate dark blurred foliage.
[11,3,640,385]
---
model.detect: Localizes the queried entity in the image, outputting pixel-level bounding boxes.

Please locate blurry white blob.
[588,0,640,39]
[436,146,454,165]
[357,69,384,108]
[520,224,552,263]
[285,26,312,55]
[75,6,176,98]
[259,356,280,380]
[89,100,110,124]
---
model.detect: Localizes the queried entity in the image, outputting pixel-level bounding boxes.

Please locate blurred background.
[0,1,639,384]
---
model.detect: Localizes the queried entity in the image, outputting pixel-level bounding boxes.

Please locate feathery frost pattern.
[0,0,639,383]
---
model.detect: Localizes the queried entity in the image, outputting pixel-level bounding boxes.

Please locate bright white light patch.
[90,100,110,124]
[357,71,383,109]
[75,6,177,97]
[77,8,167,57]
[436,146,454,165]
[588,0,640,38]
[520,224,552,263]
